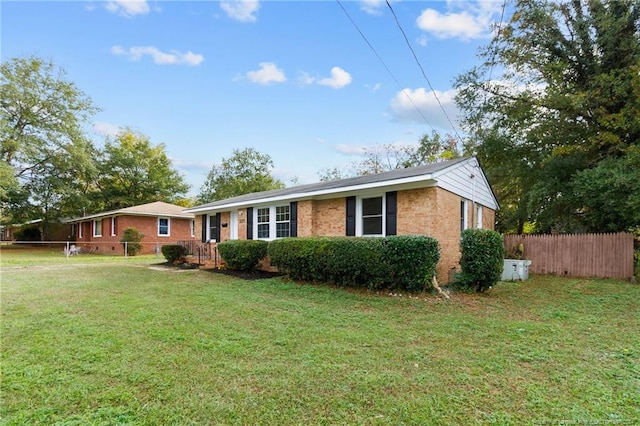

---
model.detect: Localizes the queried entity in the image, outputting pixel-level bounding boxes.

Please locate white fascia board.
[187,175,437,215]
[65,211,193,223]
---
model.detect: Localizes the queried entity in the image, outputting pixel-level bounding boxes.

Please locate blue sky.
[2,0,511,194]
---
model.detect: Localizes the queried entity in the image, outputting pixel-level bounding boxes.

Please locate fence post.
[65,241,70,259]
[124,241,128,258]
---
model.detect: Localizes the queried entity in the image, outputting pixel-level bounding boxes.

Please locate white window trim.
[79,222,83,239]
[158,217,170,237]
[93,219,102,237]
[356,195,386,237]
[253,205,290,241]
[230,211,238,240]
[190,220,195,238]
[461,199,469,232]
[111,216,117,236]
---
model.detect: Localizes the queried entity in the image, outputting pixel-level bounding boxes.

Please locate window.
[79,222,83,239]
[256,207,270,239]
[190,220,195,237]
[254,205,290,240]
[460,199,468,233]
[361,197,383,236]
[111,217,117,236]
[158,218,170,236]
[93,219,102,237]
[276,205,290,238]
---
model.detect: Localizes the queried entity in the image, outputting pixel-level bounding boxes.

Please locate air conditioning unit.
[501,259,531,281]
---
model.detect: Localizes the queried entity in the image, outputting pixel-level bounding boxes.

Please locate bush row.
[217,240,268,271]
[267,236,440,292]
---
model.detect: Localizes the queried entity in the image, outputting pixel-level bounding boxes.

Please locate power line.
[385,0,464,144]
[335,0,437,134]
[487,0,509,85]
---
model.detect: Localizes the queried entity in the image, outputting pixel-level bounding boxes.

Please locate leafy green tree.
[198,147,284,203]
[95,128,190,210]
[1,56,98,233]
[455,0,640,233]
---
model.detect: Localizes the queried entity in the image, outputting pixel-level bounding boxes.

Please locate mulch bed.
[158,262,284,280]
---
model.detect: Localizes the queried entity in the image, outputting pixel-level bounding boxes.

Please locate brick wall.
[311,198,345,236]
[75,215,195,254]
[192,188,496,282]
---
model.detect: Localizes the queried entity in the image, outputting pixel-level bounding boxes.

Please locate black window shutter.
[246,207,253,239]
[289,201,298,237]
[201,215,207,243]
[346,196,356,236]
[113,216,117,235]
[386,191,397,236]
[214,213,222,242]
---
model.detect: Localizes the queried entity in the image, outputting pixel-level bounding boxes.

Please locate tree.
[198,147,285,203]
[318,131,461,181]
[95,128,190,210]
[1,56,98,233]
[455,0,640,233]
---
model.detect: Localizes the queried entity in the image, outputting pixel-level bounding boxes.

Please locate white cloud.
[416,35,428,47]
[93,122,121,138]
[416,1,502,40]
[245,62,287,85]
[111,45,204,66]
[389,87,460,130]
[359,0,385,15]
[317,67,352,89]
[296,71,316,86]
[220,0,260,23]
[105,0,150,17]
[366,82,382,92]
[335,144,368,155]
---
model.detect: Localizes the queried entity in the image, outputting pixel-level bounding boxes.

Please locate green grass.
[2,248,639,425]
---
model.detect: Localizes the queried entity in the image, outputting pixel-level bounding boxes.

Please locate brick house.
[185,157,498,280]
[66,201,196,255]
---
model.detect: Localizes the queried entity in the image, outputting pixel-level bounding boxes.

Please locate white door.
[230,211,238,240]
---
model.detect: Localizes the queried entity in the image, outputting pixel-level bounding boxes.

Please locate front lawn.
[1,250,639,424]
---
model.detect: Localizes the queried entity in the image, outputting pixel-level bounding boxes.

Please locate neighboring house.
[185,157,499,281]
[66,201,196,255]
[0,219,71,241]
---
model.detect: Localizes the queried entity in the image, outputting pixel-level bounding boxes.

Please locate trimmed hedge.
[456,228,504,292]
[218,240,268,271]
[161,245,188,263]
[269,236,440,292]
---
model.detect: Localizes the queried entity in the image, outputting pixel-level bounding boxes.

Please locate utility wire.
[335,0,437,134]
[385,0,464,144]
[487,0,509,85]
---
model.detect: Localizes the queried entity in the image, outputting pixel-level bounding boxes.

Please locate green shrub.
[120,227,144,256]
[456,229,504,292]
[218,240,268,271]
[382,235,440,292]
[269,236,440,292]
[14,227,41,241]
[161,245,189,263]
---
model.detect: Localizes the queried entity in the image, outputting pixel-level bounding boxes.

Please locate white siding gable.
[434,157,498,210]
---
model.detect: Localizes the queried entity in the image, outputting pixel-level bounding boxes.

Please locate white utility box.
[501,259,531,281]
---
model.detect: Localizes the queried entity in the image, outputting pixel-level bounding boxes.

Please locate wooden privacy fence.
[503,233,635,279]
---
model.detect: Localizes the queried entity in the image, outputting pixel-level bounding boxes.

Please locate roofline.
[185,173,440,214]
[65,210,194,223]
